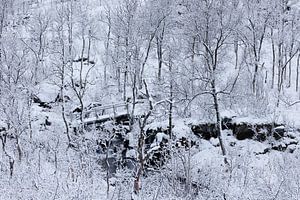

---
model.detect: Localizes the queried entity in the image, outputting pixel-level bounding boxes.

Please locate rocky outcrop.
[191,118,285,142]
[32,95,52,109]
[191,124,217,140]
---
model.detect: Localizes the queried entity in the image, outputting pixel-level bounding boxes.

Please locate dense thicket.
[1,0,300,199]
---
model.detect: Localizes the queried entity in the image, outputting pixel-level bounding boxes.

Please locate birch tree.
[182,0,240,165]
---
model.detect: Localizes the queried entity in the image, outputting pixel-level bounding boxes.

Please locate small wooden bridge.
[71,102,130,126]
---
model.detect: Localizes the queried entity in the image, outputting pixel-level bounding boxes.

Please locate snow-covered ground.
[2,0,300,199]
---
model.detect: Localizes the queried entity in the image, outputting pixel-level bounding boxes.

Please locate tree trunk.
[115,36,122,92]
[277,43,283,91]
[124,37,129,101]
[139,34,155,89]
[60,44,71,144]
[288,37,295,88]
[168,56,173,138]
[252,63,259,94]
[271,29,276,89]
[157,36,163,81]
[130,69,137,130]
[61,80,71,144]
[234,35,238,69]
[106,141,110,198]
[104,12,111,85]
[0,0,6,66]
[296,52,300,92]
[133,128,144,195]
[191,36,196,97]
[133,80,154,197]
[157,23,164,81]
[212,80,228,166]
[123,69,128,101]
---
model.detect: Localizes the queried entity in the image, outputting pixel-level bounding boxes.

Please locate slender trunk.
[288,54,292,88]
[157,36,162,81]
[284,49,287,81]
[68,8,73,57]
[106,141,110,198]
[296,53,300,92]
[140,34,154,89]
[130,69,137,129]
[124,37,129,101]
[115,36,121,92]
[168,97,173,137]
[288,42,295,88]
[234,35,238,69]
[35,23,44,84]
[28,94,33,140]
[78,35,86,122]
[123,70,127,101]
[157,24,165,81]
[9,156,14,178]
[16,135,22,161]
[277,43,283,90]
[191,36,196,97]
[0,133,6,152]
[80,36,85,88]
[87,30,91,64]
[271,29,276,89]
[104,15,111,85]
[212,79,228,166]
[133,128,144,195]
[0,3,4,39]
[61,44,71,143]
[168,56,173,138]
[185,147,191,195]
[252,63,259,94]
[61,82,70,144]
[278,9,285,91]
[133,81,153,197]
[288,18,295,88]
[0,1,6,64]
[265,70,267,84]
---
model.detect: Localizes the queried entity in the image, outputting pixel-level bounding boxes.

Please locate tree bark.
[168,55,173,138]
[212,82,228,166]
[296,52,300,92]
[157,23,165,81]
[271,29,276,89]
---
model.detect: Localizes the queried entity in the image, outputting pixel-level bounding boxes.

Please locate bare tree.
[51,3,72,144]
[132,80,167,197]
[239,0,270,94]
[181,0,241,165]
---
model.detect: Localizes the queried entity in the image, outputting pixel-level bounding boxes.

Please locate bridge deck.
[83,112,130,125]
[71,102,130,125]
[71,101,146,125]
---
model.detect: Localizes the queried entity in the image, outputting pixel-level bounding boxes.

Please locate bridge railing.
[83,102,129,119]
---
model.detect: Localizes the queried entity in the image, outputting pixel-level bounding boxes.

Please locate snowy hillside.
[1,0,300,199]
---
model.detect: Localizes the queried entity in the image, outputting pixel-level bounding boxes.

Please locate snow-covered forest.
[1,0,300,199]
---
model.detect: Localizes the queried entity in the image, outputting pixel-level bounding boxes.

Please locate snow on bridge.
[71,102,130,125]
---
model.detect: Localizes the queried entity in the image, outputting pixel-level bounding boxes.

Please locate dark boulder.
[231,123,280,142]
[145,127,168,146]
[55,94,71,103]
[45,116,51,126]
[0,127,6,132]
[73,57,95,65]
[32,94,52,109]
[221,117,235,130]
[39,102,52,109]
[273,126,285,140]
[191,123,217,140]
[233,123,255,140]
[72,107,82,113]
[32,95,42,104]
